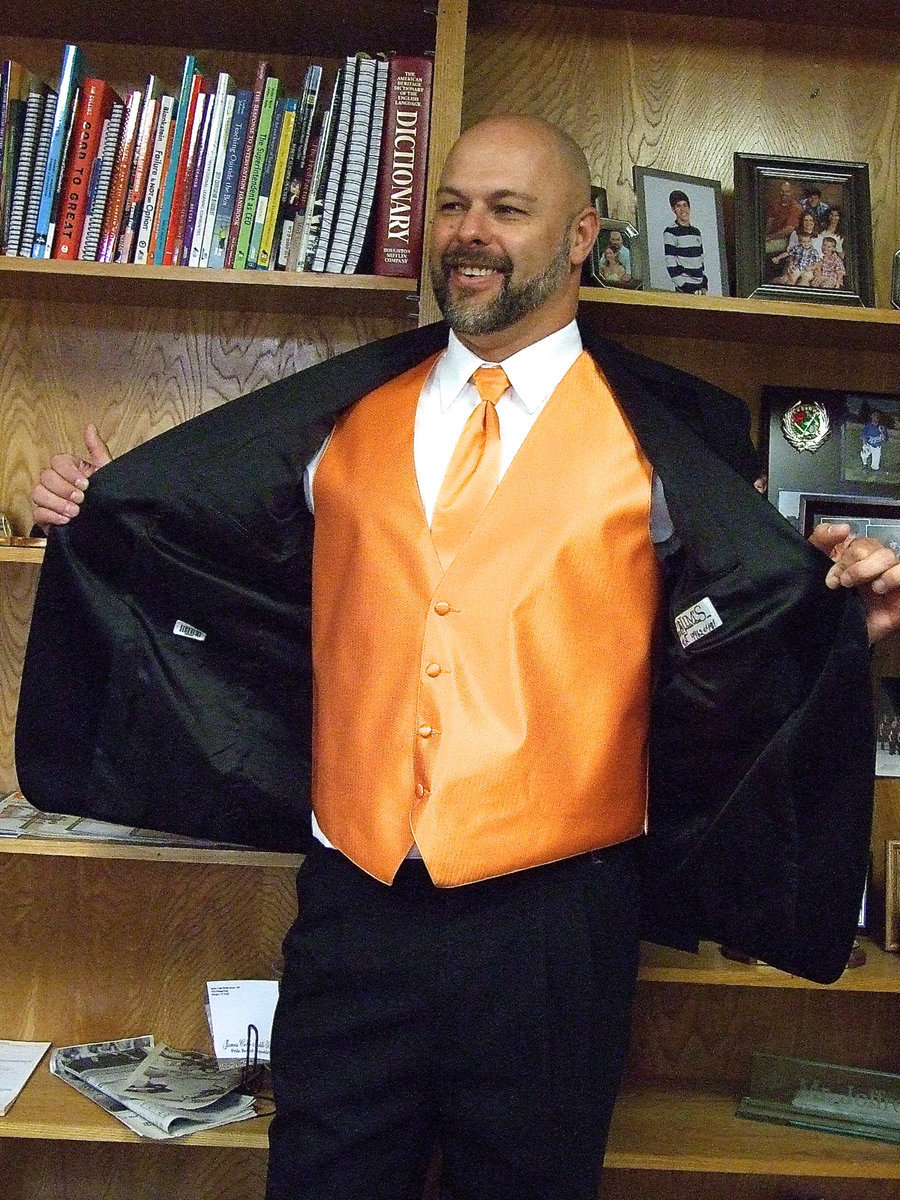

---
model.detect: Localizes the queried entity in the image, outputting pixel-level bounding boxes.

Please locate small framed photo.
[875,678,900,779]
[633,166,729,297]
[891,249,900,310]
[760,385,900,525]
[589,219,642,290]
[734,152,874,307]
[885,840,900,952]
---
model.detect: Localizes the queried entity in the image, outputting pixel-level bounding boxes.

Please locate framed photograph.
[734,152,874,307]
[633,166,729,297]
[875,678,900,779]
[892,249,900,310]
[885,840,900,952]
[589,218,642,290]
[760,385,900,525]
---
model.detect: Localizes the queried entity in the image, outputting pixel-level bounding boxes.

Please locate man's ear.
[570,204,600,267]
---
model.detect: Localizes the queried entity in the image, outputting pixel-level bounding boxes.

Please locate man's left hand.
[811,521,900,644]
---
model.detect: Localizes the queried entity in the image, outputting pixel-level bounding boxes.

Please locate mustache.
[439,248,514,275]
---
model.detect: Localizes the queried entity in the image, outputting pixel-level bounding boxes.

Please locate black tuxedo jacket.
[16,320,874,983]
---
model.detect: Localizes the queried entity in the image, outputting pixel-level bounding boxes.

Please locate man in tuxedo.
[27,116,900,1200]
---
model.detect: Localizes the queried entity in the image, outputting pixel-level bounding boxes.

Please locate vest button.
[418,725,433,738]
[415,783,426,798]
[425,663,441,677]
[433,601,451,616]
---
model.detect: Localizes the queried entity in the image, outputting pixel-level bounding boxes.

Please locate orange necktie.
[431,365,509,571]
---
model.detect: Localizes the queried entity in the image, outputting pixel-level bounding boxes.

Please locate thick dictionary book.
[372,53,433,278]
[51,77,122,260]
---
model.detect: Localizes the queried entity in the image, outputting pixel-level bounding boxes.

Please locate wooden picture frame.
[886,840,900,952]
[633,166,728,297]
[734,152,874,306]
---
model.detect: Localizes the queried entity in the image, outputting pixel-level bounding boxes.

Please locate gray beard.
[430,235,572,337]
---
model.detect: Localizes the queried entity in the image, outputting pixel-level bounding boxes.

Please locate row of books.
[0,47,433,276]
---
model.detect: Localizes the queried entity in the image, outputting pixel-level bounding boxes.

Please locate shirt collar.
[435,322,583,415]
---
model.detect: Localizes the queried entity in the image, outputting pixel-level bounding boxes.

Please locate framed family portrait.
[761,385,900,525]
[589,219,642,289]
[734,152,874,306]
[633,166,729,296]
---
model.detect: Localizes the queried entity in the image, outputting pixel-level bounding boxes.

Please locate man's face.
[428,121,592,354]
[672,199,691,226]
[779,181,794,205]
[609,231,624,251]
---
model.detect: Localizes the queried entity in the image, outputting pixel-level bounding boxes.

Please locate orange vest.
[311,350,660,886]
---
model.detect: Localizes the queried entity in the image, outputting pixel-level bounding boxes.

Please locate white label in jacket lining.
[173,620,207,642]
[674,597,722,649]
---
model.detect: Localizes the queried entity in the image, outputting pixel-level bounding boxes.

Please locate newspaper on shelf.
[50,1037,257,1139]
[0,789,247,849]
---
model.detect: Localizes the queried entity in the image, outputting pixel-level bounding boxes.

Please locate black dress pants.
[266,839,642,1200]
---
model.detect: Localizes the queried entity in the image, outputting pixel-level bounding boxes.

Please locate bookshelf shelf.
[639,939,900,993]
[0,257,417,315]
[0,834,303,868]
[0,546,44,563]
[579,286,900,351]
[5,1071,899,1182]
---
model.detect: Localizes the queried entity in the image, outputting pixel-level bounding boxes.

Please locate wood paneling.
[464,5,900,306]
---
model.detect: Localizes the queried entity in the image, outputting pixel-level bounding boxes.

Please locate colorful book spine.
[116,76,162,263]
[197,91,235,268]
[187,71,233,268]
[78,101,125,260]
[20,91,58,259]
[0,61,38,253]
[245,93,287,269]
[4,82,46,256]
[275,64,322,270]
[371,54,433,278]
[160,71,206,266]
[31,43,83,257]
[94,87,143,263]
[52,78,121,260]
[296,71,342,271]
[255,96,297,270]
[179,92,216,264]
[207,88,251,270]
[152,54,199,264]
[224,59,269,269]
[134,93,174,265]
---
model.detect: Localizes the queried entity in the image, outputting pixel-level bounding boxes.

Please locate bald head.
[445,115,592,215]
[429,114,599,359]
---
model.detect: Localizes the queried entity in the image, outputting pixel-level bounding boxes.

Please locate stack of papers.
[50,1037,257,1139]
[0,1040,51,1115]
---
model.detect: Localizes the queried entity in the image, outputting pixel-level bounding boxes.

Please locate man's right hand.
[31,423,112,530]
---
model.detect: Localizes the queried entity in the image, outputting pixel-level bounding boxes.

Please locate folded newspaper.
[0,789,247,849]
[50,1037,258,1139]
